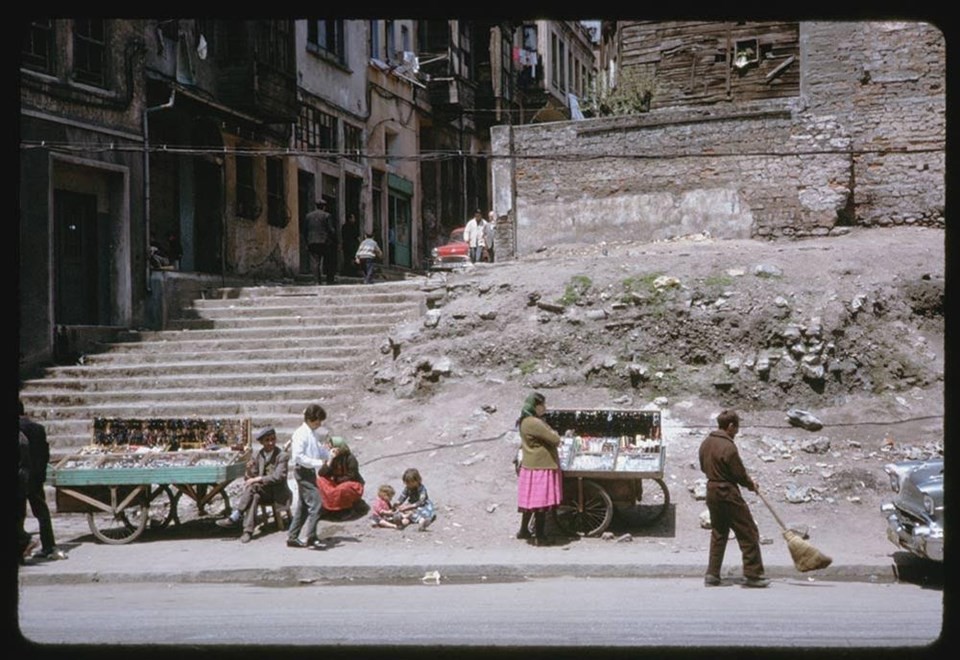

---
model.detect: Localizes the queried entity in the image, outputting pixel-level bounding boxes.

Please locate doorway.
[298,169,315,276]
[54,190,101,324]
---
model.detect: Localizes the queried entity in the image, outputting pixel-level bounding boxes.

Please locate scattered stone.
[800,436,831,454]
[786,409,824,431]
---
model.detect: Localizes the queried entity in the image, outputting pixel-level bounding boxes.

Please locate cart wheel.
[88,504,148,545]
[174,486,232,523]
[555,479,613,537]
[142,485,177,529]
[634,478,670,525]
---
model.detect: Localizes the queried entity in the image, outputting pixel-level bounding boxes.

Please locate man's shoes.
[743,576,771,588]
[240,532,252,544]
[516,529,532,540]
[704,574,722,587]
[22,538,40,560]
[216,517,240,529]
[286,538,308,548]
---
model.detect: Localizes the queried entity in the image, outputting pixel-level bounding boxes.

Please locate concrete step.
[24,357,357,380]
[86,336,374,357]
[22,278,426,456]
[180,301,421,320]
[135,322,401,339]
[21,384,347,408]
[211,279,428,299]
[166,309,416,330]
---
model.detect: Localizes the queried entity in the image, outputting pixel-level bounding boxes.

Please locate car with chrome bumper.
[429,227,468,270]
[880,456,943,562]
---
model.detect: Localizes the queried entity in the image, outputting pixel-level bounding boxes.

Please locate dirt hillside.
[314,225,944,561]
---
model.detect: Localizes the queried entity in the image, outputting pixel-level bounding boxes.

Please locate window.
[266,157,288,227]
[418,19,448,53]
[369,20,381,60]
[457,21,472,78]
[551,32,566,92]
[22,19,54,73]
[255,20,292,71]
[295,104,337,159]
[401,24,410,54]
[385,20,395,63]
[236,155,258,219]
[343,123,362,162]
[307,19,345,63]
[73,19,106,87]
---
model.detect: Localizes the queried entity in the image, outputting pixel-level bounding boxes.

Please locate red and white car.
[429,226,469,270]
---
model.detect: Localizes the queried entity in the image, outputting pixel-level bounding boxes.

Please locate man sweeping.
[699,409,770,588]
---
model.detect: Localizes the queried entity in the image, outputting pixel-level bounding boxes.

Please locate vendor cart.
[545,408,669,537]
[50,417,251,545]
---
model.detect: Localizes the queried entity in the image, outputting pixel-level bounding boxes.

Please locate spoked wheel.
[87,488,149,545]
[173,484,232,523]
[633,478,670,525]
[555,478,613,537]
[134,485,178,530]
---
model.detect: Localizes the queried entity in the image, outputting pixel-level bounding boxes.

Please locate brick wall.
[490,21,944,257]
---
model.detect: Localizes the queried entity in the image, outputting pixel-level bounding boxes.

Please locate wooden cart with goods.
[50,417,251,545]
[545,408,669,537]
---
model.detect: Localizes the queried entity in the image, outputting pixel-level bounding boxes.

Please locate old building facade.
[491,21,945,257]
[21,18,541,378]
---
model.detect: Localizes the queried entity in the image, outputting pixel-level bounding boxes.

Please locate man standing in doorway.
[306,199,338,285]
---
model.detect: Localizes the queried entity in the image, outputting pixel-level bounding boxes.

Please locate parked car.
[880,456,944,562]
[429,227,469,269]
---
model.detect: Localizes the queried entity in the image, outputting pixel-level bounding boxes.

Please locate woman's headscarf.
[329,436,350,455]
[518,391,546,422]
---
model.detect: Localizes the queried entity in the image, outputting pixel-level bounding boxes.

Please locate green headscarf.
[519,391,546,421]
[330,436,350,454]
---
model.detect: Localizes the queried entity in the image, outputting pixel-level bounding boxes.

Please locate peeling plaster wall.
[491,21,944,258]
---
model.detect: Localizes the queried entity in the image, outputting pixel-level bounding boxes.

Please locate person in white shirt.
[463,209,485,263]
[286,404,331,548]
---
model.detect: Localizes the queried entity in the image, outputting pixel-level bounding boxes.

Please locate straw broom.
[757,491,833,572]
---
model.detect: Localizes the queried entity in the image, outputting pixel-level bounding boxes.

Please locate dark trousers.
[359,257,376,284]
[288,467,322,542]
[234,483,289,534]
[309,243,338,284]
[21,487,56,552]
[705,485,764,579]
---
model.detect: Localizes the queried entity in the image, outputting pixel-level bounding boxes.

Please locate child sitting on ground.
[370,484,401,529]
[394,467,436,531]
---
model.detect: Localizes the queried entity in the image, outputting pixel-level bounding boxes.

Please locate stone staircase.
[19,280,430,457]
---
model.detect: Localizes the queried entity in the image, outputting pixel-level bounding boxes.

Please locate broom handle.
[756,490,788,532]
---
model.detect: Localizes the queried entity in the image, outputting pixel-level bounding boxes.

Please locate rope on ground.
[362,430,514,466]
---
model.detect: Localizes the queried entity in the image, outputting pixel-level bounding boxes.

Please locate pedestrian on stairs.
[306,198,338,285]
[354,231,383,284]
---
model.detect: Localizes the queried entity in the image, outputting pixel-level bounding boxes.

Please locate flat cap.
[255,427,277,442]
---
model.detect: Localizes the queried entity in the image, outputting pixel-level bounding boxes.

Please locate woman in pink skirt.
[515,391,563,546]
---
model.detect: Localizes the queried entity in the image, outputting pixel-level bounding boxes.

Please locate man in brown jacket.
[698,409,769,588]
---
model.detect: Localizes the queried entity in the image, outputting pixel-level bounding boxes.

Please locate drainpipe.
[143,86,177,294]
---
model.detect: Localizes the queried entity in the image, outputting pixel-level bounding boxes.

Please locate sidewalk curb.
[18,562,898,586]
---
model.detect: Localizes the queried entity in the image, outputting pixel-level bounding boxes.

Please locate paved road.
[18,577,944,648]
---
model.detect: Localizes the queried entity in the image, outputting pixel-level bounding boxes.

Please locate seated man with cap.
[217,427,292,543]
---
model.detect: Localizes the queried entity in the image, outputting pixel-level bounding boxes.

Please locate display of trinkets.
[53,418,250,473]
[552,408,664,474]
[92,417,249,450]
